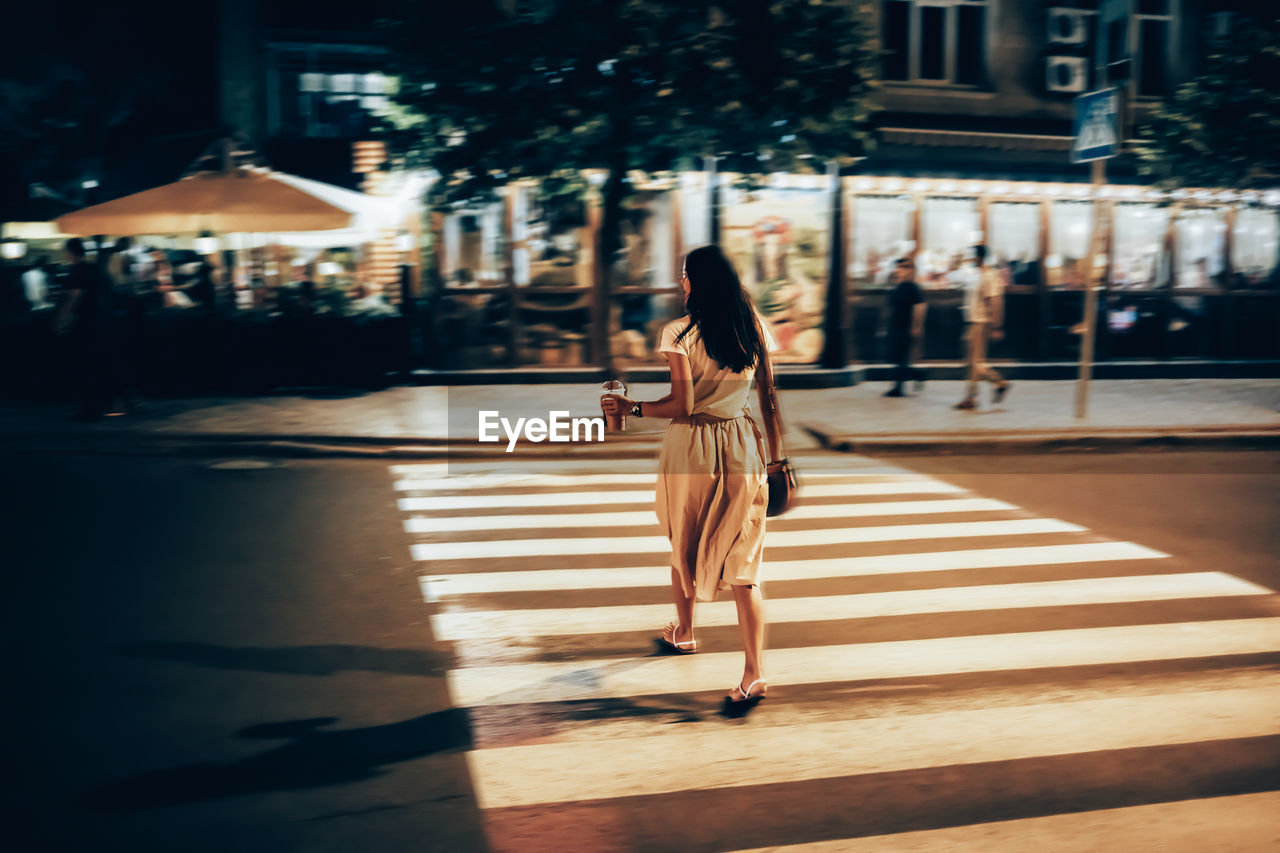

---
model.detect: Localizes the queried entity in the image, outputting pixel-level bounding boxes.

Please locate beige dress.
[655,315,777,602]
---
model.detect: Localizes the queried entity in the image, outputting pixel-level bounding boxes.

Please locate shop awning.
[55,167,400,236]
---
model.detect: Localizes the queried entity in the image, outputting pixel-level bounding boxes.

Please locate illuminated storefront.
[430,174,1280,370]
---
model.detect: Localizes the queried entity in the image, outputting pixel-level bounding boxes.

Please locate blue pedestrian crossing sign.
[1072,88,1120,164]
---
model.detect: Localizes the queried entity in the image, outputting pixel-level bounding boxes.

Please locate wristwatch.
[630,401,643,418]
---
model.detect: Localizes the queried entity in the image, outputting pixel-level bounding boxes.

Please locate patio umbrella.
[55,167,397,236]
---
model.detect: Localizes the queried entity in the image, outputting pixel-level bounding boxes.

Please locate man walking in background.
[884,256,927,397]
[954,244,1011,410]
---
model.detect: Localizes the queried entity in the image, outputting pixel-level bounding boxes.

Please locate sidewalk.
[0,379,1276,457]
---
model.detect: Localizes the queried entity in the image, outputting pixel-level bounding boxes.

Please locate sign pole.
[1076,157,1105,419]
[1075,0,1130,418]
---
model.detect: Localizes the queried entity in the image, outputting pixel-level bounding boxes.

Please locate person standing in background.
[954,244,1011,410]
[22,256,54,310]
[884,256,927,397]
[53,238,124,420]
[106,237,146,409]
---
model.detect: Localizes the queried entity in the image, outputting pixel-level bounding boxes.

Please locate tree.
[1134,8,1280,189]
[0,4,219,220]
[382,0,879,365]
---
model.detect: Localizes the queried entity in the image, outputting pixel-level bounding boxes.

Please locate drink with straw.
[600,379,628,431]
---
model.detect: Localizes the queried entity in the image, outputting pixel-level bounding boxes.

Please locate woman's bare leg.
[665,566,696,646]
[730,583,766,695]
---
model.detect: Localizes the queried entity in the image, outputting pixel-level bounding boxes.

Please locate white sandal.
[728,678,767,703]
[657,622,697,654]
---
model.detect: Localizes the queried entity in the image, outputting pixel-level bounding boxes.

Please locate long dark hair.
[676,245,766,373]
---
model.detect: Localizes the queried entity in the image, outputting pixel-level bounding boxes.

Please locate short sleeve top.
[657,313,779,419]
[963,266,1003,323]
[888,279,923,334]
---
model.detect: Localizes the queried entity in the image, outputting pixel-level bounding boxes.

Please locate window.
[723,185,830,363]
[989,202,1042,283]
[1233,208,1280,284]
[1111,203,1169,290]
[920,196,980,287]
[1134,0,1172,96]
[851,195,915,287]
[882,0,989,85]
[1174,208,1227,289]
[292,71,385,137]
[1048,201,1094,289]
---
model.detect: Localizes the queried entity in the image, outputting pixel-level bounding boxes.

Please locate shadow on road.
[123,641,453,678]
[82,709,473,811]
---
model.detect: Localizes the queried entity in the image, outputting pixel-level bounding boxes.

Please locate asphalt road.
[4,449,1278,851]
[4,454,487,853]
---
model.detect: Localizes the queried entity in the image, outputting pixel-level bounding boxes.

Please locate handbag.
[766,457,798,517]
[758,342,798,517]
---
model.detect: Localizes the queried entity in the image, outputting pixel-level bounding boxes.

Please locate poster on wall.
[722,186,828,363]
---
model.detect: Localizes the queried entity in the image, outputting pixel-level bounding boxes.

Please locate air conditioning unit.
[1047,8,1090,45]
[1046,56,1089,93]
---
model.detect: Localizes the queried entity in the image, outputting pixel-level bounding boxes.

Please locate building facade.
[428,0,1277,373]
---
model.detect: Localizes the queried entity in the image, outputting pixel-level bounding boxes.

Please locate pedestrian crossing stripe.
[393,467,915,491]
[428,572,1270,640]
[389,459,895,480]
[403,498,1019,533]
[445,618,1280,707]
[465,684,1280,808]
[420,541,1170,595]
[410,518,1086,561]
[397,479,964,512]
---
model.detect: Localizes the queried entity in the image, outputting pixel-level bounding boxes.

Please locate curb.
[0,433,667,460]
[803,426,1280,455]
[411,360,1280,384]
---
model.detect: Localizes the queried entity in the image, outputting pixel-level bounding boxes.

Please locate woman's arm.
[600,351,693,421]
[755,351,786,462]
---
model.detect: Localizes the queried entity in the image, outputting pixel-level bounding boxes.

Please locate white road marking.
[397,480,963,512]
[418,576,443,603]
[465,683,1280,807]
[394,468,918,491]
[403,498,1018,533]
[410,518,1085,561]
[430,572,1271,640]
[727,792,1280,852]
[422,541,1170,595]
[390,459,902,477]
[446,617,1280,707]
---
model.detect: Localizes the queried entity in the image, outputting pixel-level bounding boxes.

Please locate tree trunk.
[820,159,848,369]
[593,154,628,376]
[705,155,721,246]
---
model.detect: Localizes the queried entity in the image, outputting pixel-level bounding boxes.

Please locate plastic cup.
[600,379,627,431]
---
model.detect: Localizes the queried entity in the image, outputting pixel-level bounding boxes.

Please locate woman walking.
[602,245,785,708]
